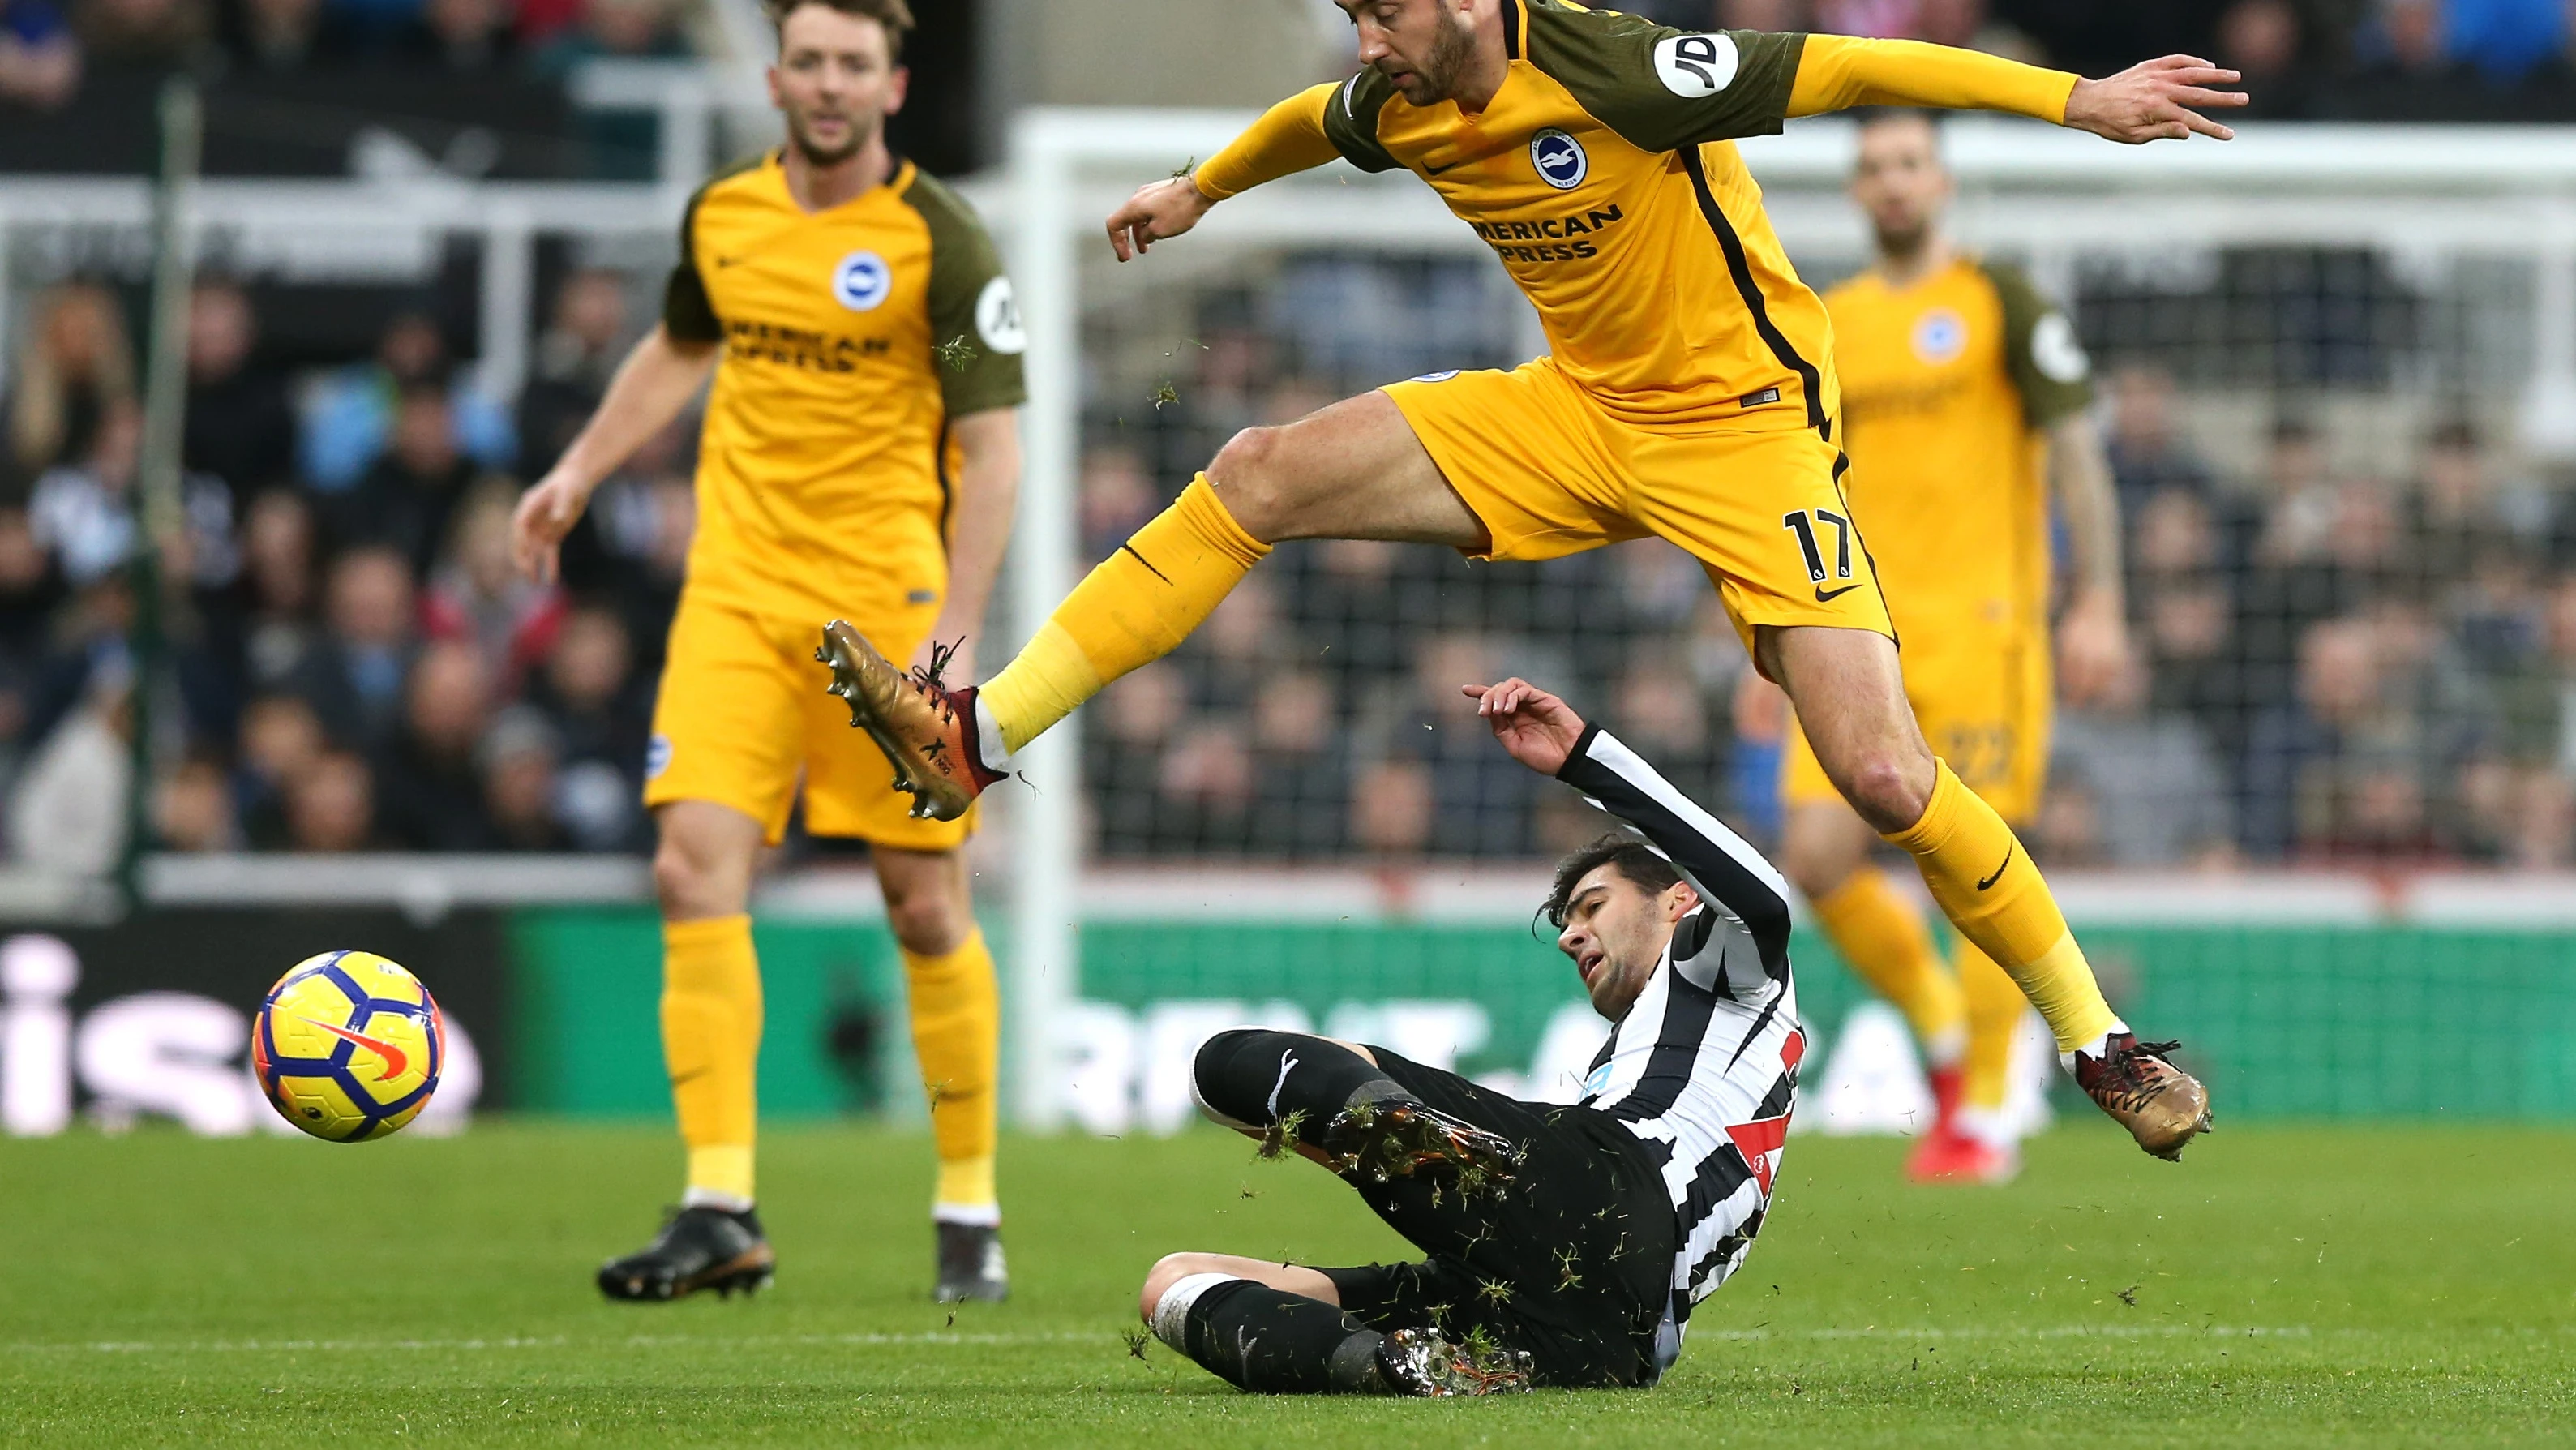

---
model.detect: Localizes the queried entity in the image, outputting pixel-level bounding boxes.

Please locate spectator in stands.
[289,545,417,751]
[0,0,79,109]
[1245,669,1348,858]
[7,281,132,484]
[371,638,494,849]
[517,268,629,477]
[1408,631,1538,856]
[1078,444,1156,561]
[0,508,54,791]
[28,401,239,590]
[156,753,240,851]
[221,0,332,68]
[529,603,645,849]
[479,703,567,850]
[182,280,298,498]
[2241,613,2458,860]
[2440,0,2570,84]
[330,380,482,575]
[234,691,324,848]
[531,0,685,178]
[2048,656,2236,866]
[2400,416,2533,611]
[2215,0,2316,116]
[1348,757,1434,857]
[2102,362,2217,526]
[285,748,375,852]
[234,489,320,694]
[300,311,511,492]
[422,478,563,694]
[7,660,129,876]
[0,503,65,668]
[396,0,509,68]
[1088,662,1186,856]
[71,0,208,66]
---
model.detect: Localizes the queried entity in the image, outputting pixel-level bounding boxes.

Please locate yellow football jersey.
[1824,255,2091,642]
[1317,3,1837,431]
[662,153,1026,625]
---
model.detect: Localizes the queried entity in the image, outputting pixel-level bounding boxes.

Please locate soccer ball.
[251,950,444,1142]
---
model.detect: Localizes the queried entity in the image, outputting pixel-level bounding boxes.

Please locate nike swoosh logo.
[715,255,745,268]
[302,1016,410,1079]
[1423,160,1461,175]
[1978,842,2015,891]
[1814,583,1862,602]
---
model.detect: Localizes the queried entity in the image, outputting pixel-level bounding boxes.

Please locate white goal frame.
[997,109,2576,1126]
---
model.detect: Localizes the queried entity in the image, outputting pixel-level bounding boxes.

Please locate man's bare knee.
[1207,426,1293,540]
[1836,750,1935,834]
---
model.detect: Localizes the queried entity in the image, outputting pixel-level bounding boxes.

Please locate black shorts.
[1308,1049,1678,1388]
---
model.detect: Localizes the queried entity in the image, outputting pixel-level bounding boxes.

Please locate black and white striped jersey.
[1556,725,1805,1368]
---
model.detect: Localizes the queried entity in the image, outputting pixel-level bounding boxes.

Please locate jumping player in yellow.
[511,0,1027,1302]
[822,0,2227,1159]
[1777,109,2130,1185]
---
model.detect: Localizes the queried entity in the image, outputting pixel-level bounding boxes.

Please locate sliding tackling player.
[1137,677,1802,1395]
[1777,109,2132,1184]
[823,0,2219,1160]
[512,0,1027,1302]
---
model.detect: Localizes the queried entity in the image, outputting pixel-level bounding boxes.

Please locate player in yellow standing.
[1777,109,2130,1184]
[825,0,2222,1160]
[510,0,1027,1302]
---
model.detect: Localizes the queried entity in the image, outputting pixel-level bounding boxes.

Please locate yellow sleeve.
[1786,36,2077,123]
[1193,84,1343,201]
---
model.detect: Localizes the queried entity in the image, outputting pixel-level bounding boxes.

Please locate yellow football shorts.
[1382,356,1895,661]
[645,593,975,850]
[1783,626,2054,824]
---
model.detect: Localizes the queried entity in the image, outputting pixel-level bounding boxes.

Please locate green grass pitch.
[3,1119,2570,1445]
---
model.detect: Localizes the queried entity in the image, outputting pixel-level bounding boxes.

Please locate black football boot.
[597,1205,775,1302]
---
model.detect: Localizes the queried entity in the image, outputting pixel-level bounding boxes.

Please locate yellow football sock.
[662,914,761,1202]
[1884,760,2120,1054]
[979,474,1270,754]
[903,928,1001,1219]
[1809,866,1965,1066]
[1956,935,2026,1113]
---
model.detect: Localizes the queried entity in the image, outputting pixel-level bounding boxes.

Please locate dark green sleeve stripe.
[1978,257,2093,428]
[901,169,1027,416]
[1523,2,1804,152]
[661,153,765,345]
[1319,68,1402,174]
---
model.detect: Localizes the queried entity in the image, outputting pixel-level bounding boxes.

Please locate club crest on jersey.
[830,250,892,312]
[1911,307,1968,365]
[1530,129,1588,191]
[645,733,672,779]
[1410,369,1461,383]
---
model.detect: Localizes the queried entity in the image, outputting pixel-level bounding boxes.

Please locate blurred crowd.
[0,272,685,870]
[11,257,2576,873]
[0,0,686,111]
[1082,291,2576,872]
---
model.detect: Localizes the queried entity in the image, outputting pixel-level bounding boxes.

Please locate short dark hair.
[765,0,913,57]
[1541,832,1682,929]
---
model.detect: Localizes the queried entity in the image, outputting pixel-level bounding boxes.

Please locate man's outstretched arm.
[1106,84,1346,260]
[1787,38,2245,143]
[1469,679,1791,955]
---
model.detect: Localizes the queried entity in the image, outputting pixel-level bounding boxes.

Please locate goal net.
[1005,109,2576,1132]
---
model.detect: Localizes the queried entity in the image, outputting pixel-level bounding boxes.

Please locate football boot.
[933,1221,1009,1304]
[817,621,1001,822]
[1319,1095,1524,1190]
[1374,1327,1535,1396]
[597,1205,774,1302]
[2071,1033,2212,1160]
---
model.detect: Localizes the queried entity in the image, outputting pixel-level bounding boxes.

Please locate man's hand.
[1465,678,1588,776]
[512,467,593,586]
[2055,590,2134,707]
[1106,177,1218,261]
[2064,56,2246,144]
